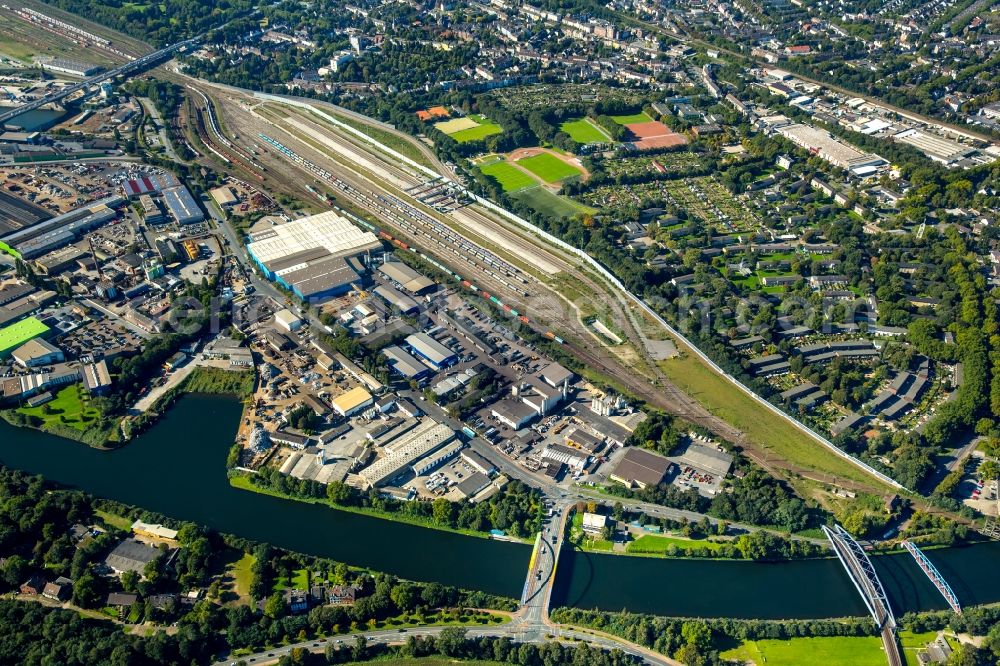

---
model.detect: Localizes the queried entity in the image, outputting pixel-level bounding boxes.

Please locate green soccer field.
[609,111,653,124]
[479,160,537,192]
[560,117,611,143]
[516,153,582,183]
[448,114,503,143]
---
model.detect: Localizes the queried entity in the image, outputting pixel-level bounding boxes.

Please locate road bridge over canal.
[823,525,902,666]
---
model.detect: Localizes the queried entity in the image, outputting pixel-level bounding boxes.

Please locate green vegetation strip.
[228,474,522,542]
[626,534,724,554]
[609,112,652,125]
[658,353,889,489]
[721,631,939,666]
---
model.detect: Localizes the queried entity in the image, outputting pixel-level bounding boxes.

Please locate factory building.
[373,284,418,315]
[39,57,101,77]
[377,261,435,294]
[381,345,429,379]
[330,386,374,417]
[246,211,380,302]
[161,185,204,225]
[358,419,457,488]
[0,317,49,359]
[0,196,122,259]
[775,124,887,176]
[405,332,457,370]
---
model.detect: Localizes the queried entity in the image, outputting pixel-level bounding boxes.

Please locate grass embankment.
[609,112,653,124]
[721,631,939,666]
[626,534,724,555]
[318,109,437,171]
[657,352,891,490]
[228,474,524,542]
[2,384,114,446]
[346,657,507,666]
[511,187,595,219]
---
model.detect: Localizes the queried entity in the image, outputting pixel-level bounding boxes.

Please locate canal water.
[1,393,997,619]
[0,107,67,131]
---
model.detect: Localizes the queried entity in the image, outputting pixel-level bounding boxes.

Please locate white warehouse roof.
[247,211,380,266]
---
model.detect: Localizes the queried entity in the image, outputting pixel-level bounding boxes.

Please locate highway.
[0,37,198,125]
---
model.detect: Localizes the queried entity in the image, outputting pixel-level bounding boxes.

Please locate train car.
[554,336,564,344]
[544,331,555,340]
[519,315,529,324]
[460,280,471,288]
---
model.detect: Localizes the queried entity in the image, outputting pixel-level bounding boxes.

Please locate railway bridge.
[902,540,962,615]
[823,525,903,666]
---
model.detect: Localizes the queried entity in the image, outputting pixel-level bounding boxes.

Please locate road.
[212,504,679,666]
[0,37,198,125]
[139,96,183,163]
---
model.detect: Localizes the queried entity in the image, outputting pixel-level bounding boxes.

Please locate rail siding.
[251,90,902,490]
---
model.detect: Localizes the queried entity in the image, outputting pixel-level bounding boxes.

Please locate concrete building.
[161,185,204,225]
[776,124,887,176]
[81,360,112,394]
[40,57,100,77]
[610,448,672,488]
[330,386,374,417]
[358,419,456,487]
[405,332,457,370]
[274,309,304,332]
[582,512,607,534]
[0,317,49,359]
[491,398,537,429]
[11,338,63,368]
[382,345,429,379]
[377,261,435,294]
[103,539,162,576]
[247,213,377,302]
[541,443,588,470]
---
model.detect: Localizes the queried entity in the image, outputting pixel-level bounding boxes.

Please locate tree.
[121,570,140,593]
[432,498,454,527]
[351,634,367,660]
[438,627,468,656]
[263,592,287,619]
[72,570,104,609]
[680,621,711,650]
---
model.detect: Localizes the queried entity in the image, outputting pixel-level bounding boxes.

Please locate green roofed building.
[0,317,50,359]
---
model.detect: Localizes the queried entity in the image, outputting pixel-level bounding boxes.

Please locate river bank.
[1,392,999,619]
[227,473,529,543]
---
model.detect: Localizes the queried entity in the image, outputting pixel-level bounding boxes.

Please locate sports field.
[516,152,582,183]
[0,316,49,357]
[480,159,536,192]
[610,111,653,125]
[721,631,938,666]
[560,117,610,143]
[437,114,502,143]
[513,187,595,219]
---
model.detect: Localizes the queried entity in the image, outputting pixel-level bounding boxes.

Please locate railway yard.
[175,80,838,485]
